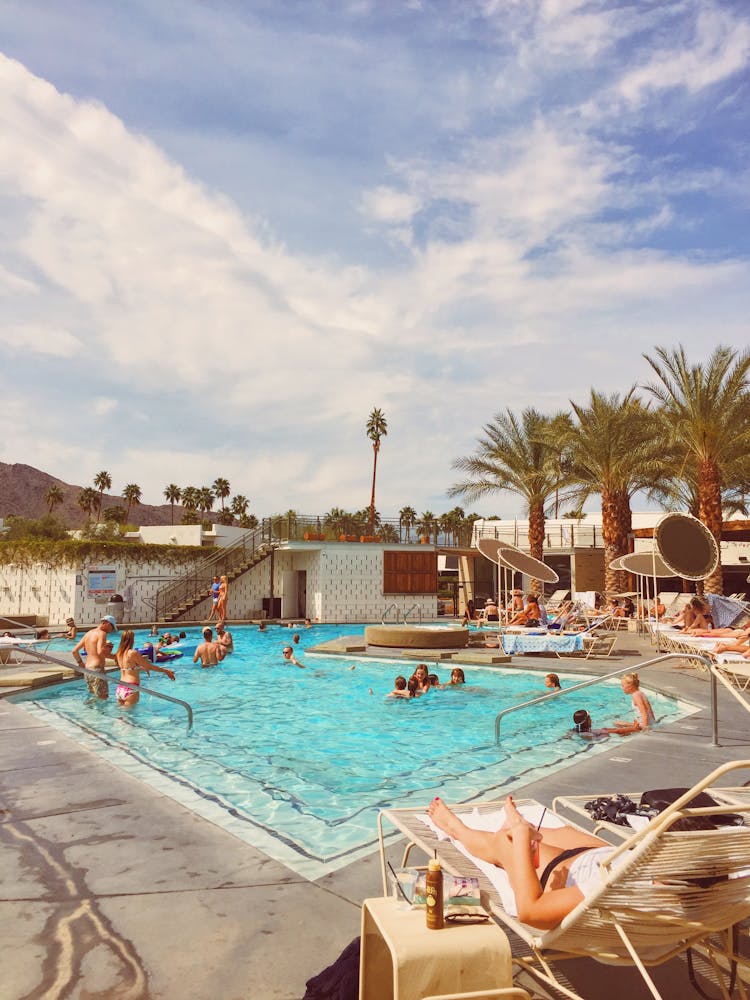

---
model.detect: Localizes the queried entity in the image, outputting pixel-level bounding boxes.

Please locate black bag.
[303,938,360,1000]
[639,787,743,828]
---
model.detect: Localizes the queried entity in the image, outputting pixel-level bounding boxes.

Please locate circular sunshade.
[475,538,558,583]
[495,543,559,584]
[654,512,719,581]
[608,555,628,571]
[619,550,676,578]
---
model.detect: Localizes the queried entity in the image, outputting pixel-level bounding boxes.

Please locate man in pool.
[72,615,119,699]
[216,620,234,653]
[193,626,226,668]
[282,645,305,668]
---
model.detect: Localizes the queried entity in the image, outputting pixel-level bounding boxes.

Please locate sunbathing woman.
[115,629,176,708]
[427,794,610,929]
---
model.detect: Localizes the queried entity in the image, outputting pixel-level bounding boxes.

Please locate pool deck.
[1,631,748,999]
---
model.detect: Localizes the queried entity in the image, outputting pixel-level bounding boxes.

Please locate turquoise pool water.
[15,624,692,877]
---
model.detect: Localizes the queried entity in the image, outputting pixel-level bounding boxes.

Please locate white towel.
[418,803,565,917]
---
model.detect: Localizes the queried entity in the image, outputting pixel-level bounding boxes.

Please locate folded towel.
[418,803,565,916]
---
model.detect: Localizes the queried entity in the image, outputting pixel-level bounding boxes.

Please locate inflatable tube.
[155,649,183,663]
[364,625,468,649]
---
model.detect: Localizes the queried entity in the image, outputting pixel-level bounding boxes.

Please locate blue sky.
[1,0,748,520]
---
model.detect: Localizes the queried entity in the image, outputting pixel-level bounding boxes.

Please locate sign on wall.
[87,567,117,596]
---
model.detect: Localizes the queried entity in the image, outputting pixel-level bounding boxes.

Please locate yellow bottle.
[425,857,444,929]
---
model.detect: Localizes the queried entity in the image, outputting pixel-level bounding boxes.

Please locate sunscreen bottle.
[425,855,444,929]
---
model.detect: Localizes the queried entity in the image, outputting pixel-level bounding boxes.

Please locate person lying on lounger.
[427,794,612,930]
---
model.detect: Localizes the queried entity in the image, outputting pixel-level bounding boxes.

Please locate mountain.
[0,463,182,527]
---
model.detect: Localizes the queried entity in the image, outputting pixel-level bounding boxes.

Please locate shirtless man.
[282,645,305,668]
[72,615,119,699]
[216,621,234,653]
[193,626,226,668]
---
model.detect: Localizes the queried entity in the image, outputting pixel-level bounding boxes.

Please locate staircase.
[153,527,276,622]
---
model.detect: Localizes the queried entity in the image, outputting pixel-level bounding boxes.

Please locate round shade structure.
[608,555,628,571]
[654,512,719,582]
[618,551,676,578]
[495,543,559,584]
[475,538,559,584]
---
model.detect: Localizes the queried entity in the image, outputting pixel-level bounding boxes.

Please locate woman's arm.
[501,824,585,929]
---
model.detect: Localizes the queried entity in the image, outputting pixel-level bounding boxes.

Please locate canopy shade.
[608,555,628,571]
[475,538,559,584]
[619,551,676,578]
[654,512,719,581]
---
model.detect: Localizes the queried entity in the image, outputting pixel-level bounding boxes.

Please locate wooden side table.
[359,896,512,1000]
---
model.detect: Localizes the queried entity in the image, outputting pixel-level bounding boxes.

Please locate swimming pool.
[15,625,693,878]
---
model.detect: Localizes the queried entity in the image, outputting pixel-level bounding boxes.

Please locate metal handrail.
[382,602,399,624]
[494,652,715,744]
[403,603,423,624]
[11,647,194,731]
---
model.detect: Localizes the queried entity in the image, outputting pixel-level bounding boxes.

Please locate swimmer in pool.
[427,794,610,929]
[447,667,465,686]
[412,663,431,693]
[282,646,305,668]
[115,629,175,708]
[388,675,412,699]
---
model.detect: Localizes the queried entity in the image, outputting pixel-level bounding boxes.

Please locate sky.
[1,0,749,522]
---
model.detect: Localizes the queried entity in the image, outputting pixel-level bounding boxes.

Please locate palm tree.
[93,470,112,521]
[230,494,249,520]
[564,389,663,595]
[164,484,182,525]
[123,483,142,523]
[197,487,215,520]
[238,513,259,530]
[77,487,98,519]
[324,507,348,537]
[643,345,750,594]
[450,408,571,592]
[213,478,231,510]
[181,486,199,515]
[399,505,417,542]
[366,407,388,535]
[417,510,436,543]
[45,484,64,514]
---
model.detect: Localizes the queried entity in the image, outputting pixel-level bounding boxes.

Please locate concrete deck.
[1,633,748,999]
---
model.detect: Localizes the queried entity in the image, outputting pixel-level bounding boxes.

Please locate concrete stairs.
[163,544,274,623]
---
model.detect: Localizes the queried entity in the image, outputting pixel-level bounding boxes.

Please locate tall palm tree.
[164,484,182,525]
[181,486,199,515]
[239,512,259,530]
[366,407,388,535]
[212,478,231,510]
[45,484,64,514]
[230,495,249,520]
[93,470,112,521]
[399,506,417,542]
[324,507,348,537]
[197,487,215,519]
[450,408,570,592]
[417,511,436,543]
[123,483,142,523]
[77,487,98,519]
[564,389,663,595]
[643,345,750,594]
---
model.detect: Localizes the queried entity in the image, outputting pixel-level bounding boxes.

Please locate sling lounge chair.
[377,761,750,1000]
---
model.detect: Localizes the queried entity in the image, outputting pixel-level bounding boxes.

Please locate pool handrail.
[7,646,194,732]
[403,602,423,624]
[494,652,717,745]
[382,602,399,624]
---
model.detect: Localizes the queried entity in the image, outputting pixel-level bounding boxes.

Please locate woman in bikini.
[216,575,229,622]
[115,629,176,708]
[427,794,611,929]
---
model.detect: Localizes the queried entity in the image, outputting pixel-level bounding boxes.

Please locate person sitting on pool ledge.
[427,794,612,930]
[193,627,226,668]
[282,645,305,668]
[599,673,655,735]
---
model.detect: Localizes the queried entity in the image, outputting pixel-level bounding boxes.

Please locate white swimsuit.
[565,846,615,892]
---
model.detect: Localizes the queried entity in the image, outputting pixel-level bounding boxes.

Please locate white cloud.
[618,8,750,106]
[0,323,81,357]
[92,397,118,416]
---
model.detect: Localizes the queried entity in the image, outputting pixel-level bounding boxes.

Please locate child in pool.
[411,663,431,694]
[448,667,465,685]
[600,673,655,734]
[388,675,412,699]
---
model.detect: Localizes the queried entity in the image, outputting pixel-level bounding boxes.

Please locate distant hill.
[0,462,182,527]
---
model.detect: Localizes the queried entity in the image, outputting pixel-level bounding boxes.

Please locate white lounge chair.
[377,761,750,1000]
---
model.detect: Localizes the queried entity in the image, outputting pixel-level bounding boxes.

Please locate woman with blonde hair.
[216,575,229,621]
[115,629,176,708]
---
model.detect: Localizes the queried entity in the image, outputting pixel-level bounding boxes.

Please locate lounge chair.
[376,761,750,1000]
[545,589,570,611]
[711,659,750,716]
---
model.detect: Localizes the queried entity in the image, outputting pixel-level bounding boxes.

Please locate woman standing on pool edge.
[216,575,228,622]
[115,630,176,708]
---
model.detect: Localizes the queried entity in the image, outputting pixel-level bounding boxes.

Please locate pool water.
[16,624,693,878]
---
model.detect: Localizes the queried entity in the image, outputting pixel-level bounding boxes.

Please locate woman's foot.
[426,797,463,839]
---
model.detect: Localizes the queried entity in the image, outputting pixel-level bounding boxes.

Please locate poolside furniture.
[711,659,750,717]
[376,761,750,1000]
[359,896,520,1000]
[545,589,570,611]
[500,632,584,656]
